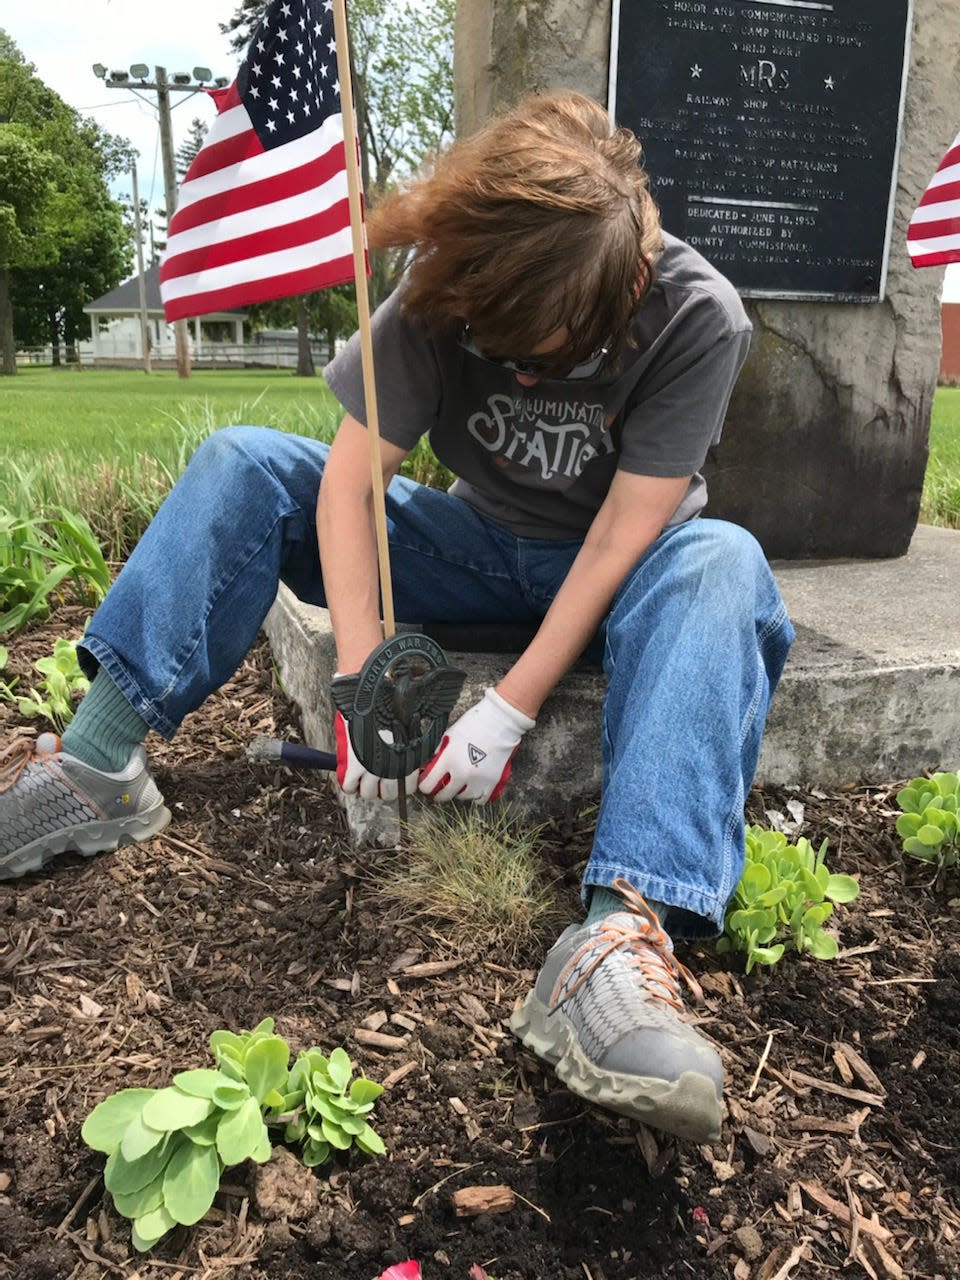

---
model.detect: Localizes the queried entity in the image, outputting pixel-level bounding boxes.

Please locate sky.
[3,0,242,213]
[4,0,959,301]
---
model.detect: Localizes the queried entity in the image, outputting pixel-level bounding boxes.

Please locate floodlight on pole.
[91,59,227,380]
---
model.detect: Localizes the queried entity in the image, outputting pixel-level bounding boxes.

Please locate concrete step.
[263,523,960,845]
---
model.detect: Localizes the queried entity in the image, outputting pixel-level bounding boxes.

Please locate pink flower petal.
[378,1263,422,1280]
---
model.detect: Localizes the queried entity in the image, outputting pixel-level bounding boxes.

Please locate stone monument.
[454,0,958,557]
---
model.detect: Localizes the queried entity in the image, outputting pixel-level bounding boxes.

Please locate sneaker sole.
[0,801,172,881]
[510,990,722,1144]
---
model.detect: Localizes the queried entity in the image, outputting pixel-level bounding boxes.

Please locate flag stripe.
[908,132,960,268]
[909,247,960,268]
[165,169,349,259]
[922,166,960,198]
[918,177,960,209]
[162,253,356,321]
[175,115,343,215]
[913,186,960,219]
[168,139,350,240]
[183,114,268,184]
[907,214,960,242]
[926,147,960,184]
[909,233,960,254]
[163,198,351,278]
[161,227,354,302]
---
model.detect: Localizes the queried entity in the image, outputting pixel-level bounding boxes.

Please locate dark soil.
[2,606,960,1280]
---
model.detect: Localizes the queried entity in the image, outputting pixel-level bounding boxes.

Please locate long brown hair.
[367,90,663,376]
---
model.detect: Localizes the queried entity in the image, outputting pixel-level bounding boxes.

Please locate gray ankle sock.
[61,670,151,772]
[585,885,671,929]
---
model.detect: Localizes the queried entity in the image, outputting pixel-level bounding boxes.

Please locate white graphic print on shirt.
[466,393,615,487]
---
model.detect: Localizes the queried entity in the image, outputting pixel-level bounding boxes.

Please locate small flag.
[907,131,960,268]
[160,0,356,321]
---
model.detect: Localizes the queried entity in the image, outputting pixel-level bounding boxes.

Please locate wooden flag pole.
[332,0,396,640]
[329,1,466,824]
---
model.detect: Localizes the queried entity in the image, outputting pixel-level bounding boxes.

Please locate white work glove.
[334,711,418,802]
[418,687,536,803]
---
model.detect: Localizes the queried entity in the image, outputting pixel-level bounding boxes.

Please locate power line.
[77,96,144,110]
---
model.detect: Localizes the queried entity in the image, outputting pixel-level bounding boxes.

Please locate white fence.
[18,341,335,370]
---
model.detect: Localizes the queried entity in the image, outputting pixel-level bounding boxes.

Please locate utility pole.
[130,161,152,375]
[92,62,227,380]
[155,67,190,379]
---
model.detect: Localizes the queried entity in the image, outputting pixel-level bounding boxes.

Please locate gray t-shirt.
[325,231,751,540]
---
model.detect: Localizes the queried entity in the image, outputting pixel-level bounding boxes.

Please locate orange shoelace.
[555,877,704,1016]
[0,733,57,794]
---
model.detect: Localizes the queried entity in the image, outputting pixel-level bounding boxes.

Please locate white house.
[82,264,246,366]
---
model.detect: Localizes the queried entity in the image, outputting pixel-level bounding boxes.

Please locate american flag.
[160,0,356,321]
[907,131,960,269]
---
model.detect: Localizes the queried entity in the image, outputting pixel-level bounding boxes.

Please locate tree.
[176,117,209,180]
[247,285,359,376]
[0,128,57,373]
[344,0,455,303]
[221,0,453,371]
[0,31,133,372]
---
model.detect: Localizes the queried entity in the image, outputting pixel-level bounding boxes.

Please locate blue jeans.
[80,426,793,934]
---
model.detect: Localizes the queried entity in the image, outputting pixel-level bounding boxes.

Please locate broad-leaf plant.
[82,1019,386,1251]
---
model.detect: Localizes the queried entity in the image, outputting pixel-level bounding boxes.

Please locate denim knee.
[605,519,793,683]
[695,522,794,642]
[611,520,771,621]
[178,426,328,541]
[185,424,282,481]
[663,519,771,594]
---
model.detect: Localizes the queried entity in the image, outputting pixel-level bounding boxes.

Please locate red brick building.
[942,303,960,383]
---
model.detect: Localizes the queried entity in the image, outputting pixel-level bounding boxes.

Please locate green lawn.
[0,366,449,560]
[0,365,342,455]
[922,386,960,527]
[929,386,960,459]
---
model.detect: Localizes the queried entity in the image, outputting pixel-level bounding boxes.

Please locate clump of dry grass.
[379,806,563,958]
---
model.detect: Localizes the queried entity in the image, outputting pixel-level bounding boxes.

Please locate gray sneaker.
[0,733,171,880]
[510,879,723,1143]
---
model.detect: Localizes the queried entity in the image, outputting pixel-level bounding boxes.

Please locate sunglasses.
[458,325,609,381]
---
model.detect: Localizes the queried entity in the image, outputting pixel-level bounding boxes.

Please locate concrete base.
[262,524,960,845]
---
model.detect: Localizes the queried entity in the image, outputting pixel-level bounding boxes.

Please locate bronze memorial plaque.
[609,0,911,300]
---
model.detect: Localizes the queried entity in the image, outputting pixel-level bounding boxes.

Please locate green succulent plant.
[895,772,960,873]
[277,1045,386,1167]
[717,826,860,974]
[82,1021,387,1252]
[82,1017,283,1251]
[0,636,89,730]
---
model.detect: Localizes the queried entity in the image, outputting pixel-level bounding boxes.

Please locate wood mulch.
[1,606,958,1280]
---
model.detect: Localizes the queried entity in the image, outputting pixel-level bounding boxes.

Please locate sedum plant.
[895,772,960,874]
[82,1021,387,1252]
[82,1019,285,1251]
[0,646,17,702]
[717,826,860,974]
[2,636,90,731]
[278,1045,386,1167]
